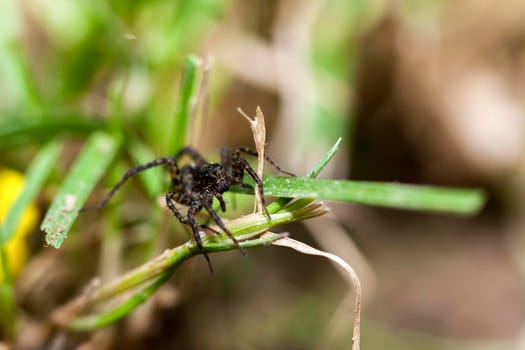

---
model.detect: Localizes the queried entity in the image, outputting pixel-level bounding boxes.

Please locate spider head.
[199,163,231,193]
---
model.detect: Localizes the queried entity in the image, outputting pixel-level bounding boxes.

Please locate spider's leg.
[187,203,214,274]
[175,146,207,166]
[165,192,190,224]
[203,201,246,256]
[166,192,218,259]
[214,192,227,212]
[237,158,271,220]
[87,157,176,210]
[235,146,296,176]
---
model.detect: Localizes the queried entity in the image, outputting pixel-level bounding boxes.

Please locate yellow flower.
[0,169,39,281]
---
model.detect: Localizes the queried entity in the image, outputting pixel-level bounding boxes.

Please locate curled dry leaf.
[269,233,361,350]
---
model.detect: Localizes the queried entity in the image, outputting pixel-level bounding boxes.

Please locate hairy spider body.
[93,146,294,273]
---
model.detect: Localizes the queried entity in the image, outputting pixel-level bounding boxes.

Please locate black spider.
[93,146,294,272]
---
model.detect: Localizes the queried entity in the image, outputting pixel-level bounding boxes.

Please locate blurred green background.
[1,0,525,349]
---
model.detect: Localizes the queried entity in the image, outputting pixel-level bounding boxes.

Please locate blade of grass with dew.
[41,132,120,248]
[261,177,485,215]
[238,136,484,215]
[170,55,201,153]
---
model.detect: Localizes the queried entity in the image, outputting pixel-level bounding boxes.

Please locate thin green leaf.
[170,55,201,153]
[306,136,342,178]
[41,132,120,248]
[1,141,61,246]
[261,177,485,215]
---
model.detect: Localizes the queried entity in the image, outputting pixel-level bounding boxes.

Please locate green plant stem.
[68,265,179,330]
[74,202,325,307]
[58,201,325,330]
[62,231,286,331]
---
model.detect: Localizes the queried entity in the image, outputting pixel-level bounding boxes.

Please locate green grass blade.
[170,55,201,153]
[41,132,120,248]
[261,177,485,215]
[306,137,342,178]
[236,136,484,215]
[1,141,62,246]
